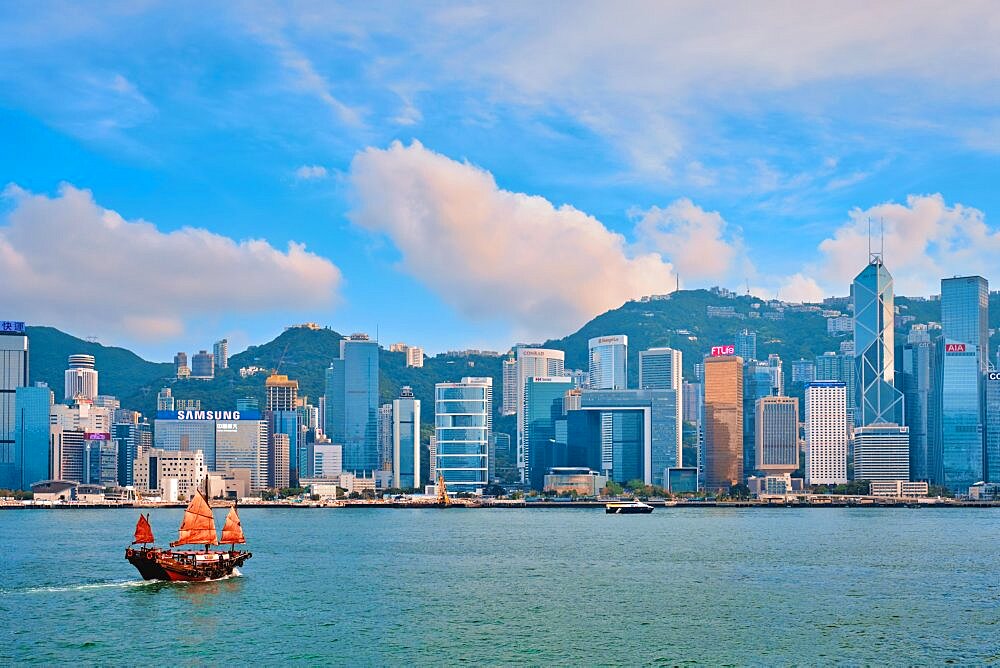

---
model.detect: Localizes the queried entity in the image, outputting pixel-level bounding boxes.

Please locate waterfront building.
[1,321,32,487]
[268,433,290,489]
[213,339,229,370]
[13,384,53,489]
[63,354,98,402]
[514,347,565,480]
[900,332,934,481]
[704,355,743,490]
[427,435,437,484]
[190,350,215,379]
[156,387,174,411]
[638,347,683,472]
[113,418,151,487]
[666,467,698,493]
[589,335,628,390]
[756,396,799,475]
[214,416,269,492]
[853,254,904,426]
[805,381,848,485]
[435,377,491,493]
[392,386,420,489]
[744,360,780,476]
[854,424,910,481]
[575,388,680,487]
[524,376,573,490]
[133,448,207,501]
[85,433,117,486]
[985,371,1000,484]
[935,339,983,491]
[378,403,393,473]
[735,329,757,361]
[941,275,988,371]
[50,427,85,482]
[325,333,380,473]
[312,444,343,478]
[869,480,929,497]
[542,468,607,496]
[501,356,517,415]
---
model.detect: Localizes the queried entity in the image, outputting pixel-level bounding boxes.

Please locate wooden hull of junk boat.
[125,547,252,582]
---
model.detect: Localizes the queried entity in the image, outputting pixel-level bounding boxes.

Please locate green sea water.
[2,507,998,665]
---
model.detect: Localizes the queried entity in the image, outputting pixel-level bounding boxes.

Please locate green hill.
[27,288,998,433]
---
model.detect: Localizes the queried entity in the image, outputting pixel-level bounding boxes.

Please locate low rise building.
[543,468,608,496]
[869,480,929,498]
[133,448,207,501]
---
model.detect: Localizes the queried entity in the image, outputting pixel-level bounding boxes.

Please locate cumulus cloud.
[295,164,328,180]
[631,199,745,282]
[813,194,1000,296]
[0,184,341,343]
[348,141,675,338]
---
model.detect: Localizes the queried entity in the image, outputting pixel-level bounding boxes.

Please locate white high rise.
[64,354,98,402]
[213,339,229,370]
[805,381,848,485]
[854,424,910,482]
[502,357,517,416]
[588,335,628,390]
[514,347,565,480]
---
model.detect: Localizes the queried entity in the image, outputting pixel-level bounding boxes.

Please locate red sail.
[133,513,154,544]
[171,492,219,546]
[220,506,246,545]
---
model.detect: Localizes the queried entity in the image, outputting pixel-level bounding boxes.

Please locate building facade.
[703,355,744,490]
[392,386,420,489]
[588,335,628,390]
[63,354,98,402]
[854,424,910,481]
[514,347,565,480]
[805,381,848,485]
[435,378,491,493]
[13,384,52,489]
[756,396,799,475]
[325,334,380,473]
[853,256,904,426]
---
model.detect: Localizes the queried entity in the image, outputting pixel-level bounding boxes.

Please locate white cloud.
[631,199,744,283]
[0,183,342,343]
[295,164,328,180]
[348,141,675,338]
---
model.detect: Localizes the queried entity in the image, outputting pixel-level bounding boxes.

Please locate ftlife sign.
[711,345,736,357]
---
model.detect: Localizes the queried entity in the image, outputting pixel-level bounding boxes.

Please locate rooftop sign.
[945,343,967,353]
[0,321,26,334]
[710,345,736,357]
[156,410,261,421]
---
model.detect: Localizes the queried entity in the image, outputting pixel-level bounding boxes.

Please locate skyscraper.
[900,330,934,482]
[853,255,904,426]
[174,352,188,377]
[638,347,683,468]
[213,339,229,370]
[941,276,988,370]
[514,347,565,481]
[744,360,779,476]
[805,381,848,485]
[156,387,175,411]
[13,383,51,489]
[524,376,573,489]
[501,356,517,416]
[735,329,757,361]
[984,371,1000,484]
[266,373,300,483]
[64,354,98,402]
[815,351,856,425]
[588,335,628,390]
[392,386,420,489]
[325,334,380,473]
[703,355,743,490]
[854,424,910,481]
[0,322,29,490]
[435,377,491,493]
[266,374,298,411]
[936,339,982,491]
[756,396,799,476]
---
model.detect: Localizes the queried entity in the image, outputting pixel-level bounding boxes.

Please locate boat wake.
[8,580,150,595]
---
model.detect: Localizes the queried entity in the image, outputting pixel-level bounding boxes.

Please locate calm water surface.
[2,507,998,665]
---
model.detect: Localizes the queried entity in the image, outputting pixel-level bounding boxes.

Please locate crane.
[437,474,451,506]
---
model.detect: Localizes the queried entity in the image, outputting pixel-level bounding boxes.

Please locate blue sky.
[2,2,999,360]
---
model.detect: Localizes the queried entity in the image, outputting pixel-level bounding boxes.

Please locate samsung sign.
[156,410,261,421]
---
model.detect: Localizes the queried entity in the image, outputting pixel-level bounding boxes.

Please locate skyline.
[3,3,1000,360]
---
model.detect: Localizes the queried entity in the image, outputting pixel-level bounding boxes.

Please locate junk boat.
[125,491,251,581]
[605,500,654,514]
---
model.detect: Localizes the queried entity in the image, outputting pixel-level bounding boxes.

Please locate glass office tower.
[14,384,52,489]
[435,378,491,493]
[703,355,744,490]
[392,386,420,489]
[941,276,988,370]
[325,334,380,473]
[588,335,628,390]
[937,339,982,491]
[853,256,903,426]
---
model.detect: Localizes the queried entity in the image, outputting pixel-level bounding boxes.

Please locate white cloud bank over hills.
[0,184,341,344]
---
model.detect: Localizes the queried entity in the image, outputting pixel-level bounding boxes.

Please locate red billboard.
[711,345,736,357]
[945,343,967,353]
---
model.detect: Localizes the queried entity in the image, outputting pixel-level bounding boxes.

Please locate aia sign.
[945,343,966,353]
[711,345,736,357]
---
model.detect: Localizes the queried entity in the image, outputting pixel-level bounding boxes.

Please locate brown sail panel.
[133,513,154,544]
[171,492,219,546]
[220,506,246,544]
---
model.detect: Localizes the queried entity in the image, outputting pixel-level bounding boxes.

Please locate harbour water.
[2,507,998,665]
